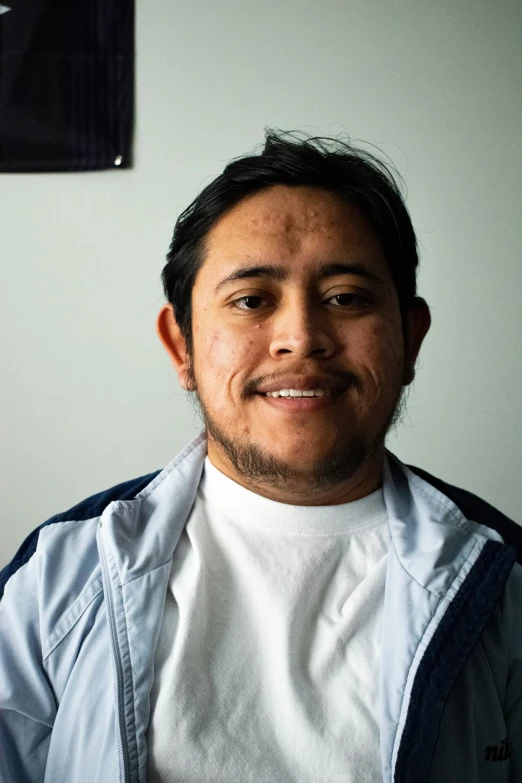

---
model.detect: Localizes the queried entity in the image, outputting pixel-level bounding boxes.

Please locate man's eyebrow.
[214,262,385,294]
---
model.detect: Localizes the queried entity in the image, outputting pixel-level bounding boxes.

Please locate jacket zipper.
[97,523,131,783]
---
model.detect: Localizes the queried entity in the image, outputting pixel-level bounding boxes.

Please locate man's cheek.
[197,331,249,404]
[199,330,239,376]
[356,325,404,372]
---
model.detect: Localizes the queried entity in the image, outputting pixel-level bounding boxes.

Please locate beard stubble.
[185,355,410,497]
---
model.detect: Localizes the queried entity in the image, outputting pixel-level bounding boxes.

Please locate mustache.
[243,369,361,397]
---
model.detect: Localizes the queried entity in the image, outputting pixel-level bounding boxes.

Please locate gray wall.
[1,0,521,567]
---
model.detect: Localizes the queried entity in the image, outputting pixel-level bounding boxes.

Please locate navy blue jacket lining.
[394,539,517,782]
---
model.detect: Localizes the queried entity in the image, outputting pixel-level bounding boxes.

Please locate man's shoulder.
[407,463,522,565]
[0,468,162,600]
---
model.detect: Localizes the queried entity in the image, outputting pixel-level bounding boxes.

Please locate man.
[1,130,521,783]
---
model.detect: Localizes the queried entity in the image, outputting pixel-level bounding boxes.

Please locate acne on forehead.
[255,211,342,235]
[242,193,351,233]
[204,186,389,277]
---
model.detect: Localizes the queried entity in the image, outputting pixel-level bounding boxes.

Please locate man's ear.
[156,304,193,390]
[403,297,431,385]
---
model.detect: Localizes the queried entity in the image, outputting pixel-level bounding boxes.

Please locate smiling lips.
[263,388,338,398]
[255,374,350,396]
[256,386,346,412]
[253,373,351,409]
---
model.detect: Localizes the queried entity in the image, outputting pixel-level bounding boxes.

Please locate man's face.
[162,185,429,502]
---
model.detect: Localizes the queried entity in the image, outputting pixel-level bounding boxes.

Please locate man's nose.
[268,299,336,359]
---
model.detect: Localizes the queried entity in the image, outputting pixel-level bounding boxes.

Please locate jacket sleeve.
[503,562,522,782]
[0,552,57,783]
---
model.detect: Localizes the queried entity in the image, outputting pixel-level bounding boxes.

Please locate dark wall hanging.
[0,0,134,172]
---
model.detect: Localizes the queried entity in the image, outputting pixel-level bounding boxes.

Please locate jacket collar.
[100,432,207,585]
[100,433,503,587]
[383,450,503,596]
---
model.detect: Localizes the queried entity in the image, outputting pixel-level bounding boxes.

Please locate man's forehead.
[213,185,364,237]
[206,186,380,255]
[199,185,388,284]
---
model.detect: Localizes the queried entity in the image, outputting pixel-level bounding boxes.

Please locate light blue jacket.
[1,433,521,783]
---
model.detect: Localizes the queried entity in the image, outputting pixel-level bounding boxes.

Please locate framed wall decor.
[0,0,134,172]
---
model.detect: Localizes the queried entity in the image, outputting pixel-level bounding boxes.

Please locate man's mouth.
[254,387,346,411]
[258,388,344,398]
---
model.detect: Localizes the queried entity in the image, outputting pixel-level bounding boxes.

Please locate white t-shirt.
[147,457,390,783]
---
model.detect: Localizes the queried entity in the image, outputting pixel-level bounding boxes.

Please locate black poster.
[0,0,134,172]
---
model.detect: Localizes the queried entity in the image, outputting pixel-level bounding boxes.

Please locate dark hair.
[162,128,420,355]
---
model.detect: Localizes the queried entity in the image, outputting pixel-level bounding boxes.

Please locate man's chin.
[256,444,356,477]
[208,427,377,493]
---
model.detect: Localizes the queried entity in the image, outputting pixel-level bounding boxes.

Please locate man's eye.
[231,293,368,310]
[233,296,267,310]
[327,293,367,307]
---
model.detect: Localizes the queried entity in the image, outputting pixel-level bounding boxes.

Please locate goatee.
[186,359,409,497]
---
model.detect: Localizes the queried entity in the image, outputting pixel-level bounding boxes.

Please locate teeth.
[265,388,332,398]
